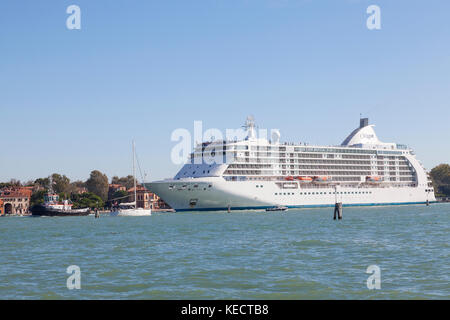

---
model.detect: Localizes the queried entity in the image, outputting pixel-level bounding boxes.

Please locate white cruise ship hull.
[146,178,436,211]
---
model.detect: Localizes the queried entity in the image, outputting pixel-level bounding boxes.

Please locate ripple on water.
[0,204,449,299]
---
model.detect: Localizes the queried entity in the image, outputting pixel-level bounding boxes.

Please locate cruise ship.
[146,117,436,211]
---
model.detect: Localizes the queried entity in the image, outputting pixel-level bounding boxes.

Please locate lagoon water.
[0,204,449,299]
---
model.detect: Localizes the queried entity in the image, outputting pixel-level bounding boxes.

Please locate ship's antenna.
[243,115,256,140]
[48,175,54,194]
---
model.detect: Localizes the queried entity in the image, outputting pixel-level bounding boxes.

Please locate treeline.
[430,164,450,197]
[1,171,137,209]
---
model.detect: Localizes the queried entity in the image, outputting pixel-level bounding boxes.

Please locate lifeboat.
[296,176,313,182]
[313,176,329,183]
[285,176,294,181]
[366,176,382,183]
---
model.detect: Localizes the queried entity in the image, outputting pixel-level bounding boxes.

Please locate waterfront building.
[127,185,167,210]
[147,117,436,211]
[0,187,32,215]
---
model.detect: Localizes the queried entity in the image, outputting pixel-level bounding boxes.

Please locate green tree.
[51,173,71,194]
[111,175,135,189]
[86,170,109,201]
[71,192,104,209]
[430,164,450,196]
[110,190,129,204]
[30,190,47,207]
[34,177,50,189]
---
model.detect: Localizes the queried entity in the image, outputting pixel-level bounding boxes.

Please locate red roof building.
[0,187,32,215]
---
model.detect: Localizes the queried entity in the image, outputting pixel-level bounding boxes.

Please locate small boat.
[313,176,329,183]
[366,176,382,183]
[266,205,288,212]
[110,202,151,217]
[110,141,151,217]
[296,176,313,182]
[31,192,90,217]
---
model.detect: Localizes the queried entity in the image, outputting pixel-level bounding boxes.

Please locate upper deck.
[174,118,430,188]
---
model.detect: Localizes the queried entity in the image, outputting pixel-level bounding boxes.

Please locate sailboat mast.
[133,140,137,209]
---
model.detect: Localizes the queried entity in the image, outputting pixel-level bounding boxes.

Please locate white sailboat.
[110,141,152,217]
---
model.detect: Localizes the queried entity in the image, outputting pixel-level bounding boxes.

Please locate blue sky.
[1,0,449,182]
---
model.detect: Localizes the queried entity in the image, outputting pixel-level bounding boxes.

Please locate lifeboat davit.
[296,176,313,182]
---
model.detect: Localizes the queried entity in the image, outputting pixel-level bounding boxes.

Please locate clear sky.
[1,0,449,182]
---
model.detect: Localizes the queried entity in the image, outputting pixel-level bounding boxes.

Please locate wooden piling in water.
[333,202,343,220]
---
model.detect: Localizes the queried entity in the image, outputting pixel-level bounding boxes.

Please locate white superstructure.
[146,118,436,211]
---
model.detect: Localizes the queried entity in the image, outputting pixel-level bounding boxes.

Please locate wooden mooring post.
[333,202,343,220]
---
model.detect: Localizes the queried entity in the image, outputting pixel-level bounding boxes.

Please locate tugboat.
[31,191,90,217]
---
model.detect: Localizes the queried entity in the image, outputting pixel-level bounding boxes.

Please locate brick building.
[127,185,170,210]
[0,187,32,215]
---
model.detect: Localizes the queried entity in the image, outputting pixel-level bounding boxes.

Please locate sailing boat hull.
[110,208,151,217]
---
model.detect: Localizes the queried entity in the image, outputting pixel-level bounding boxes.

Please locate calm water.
[0,204,449,299]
